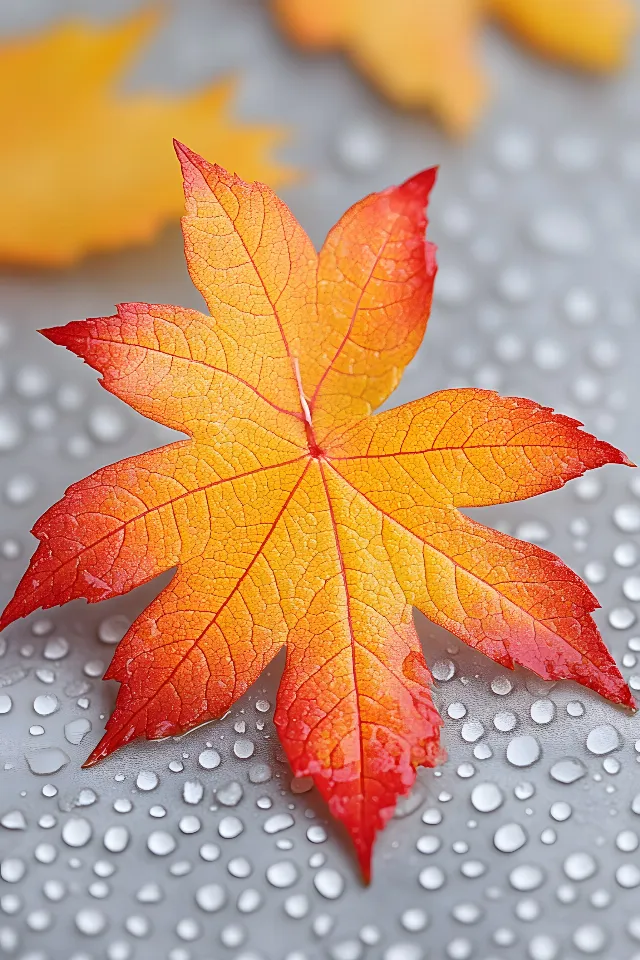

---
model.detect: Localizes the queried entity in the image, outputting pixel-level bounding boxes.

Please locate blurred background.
[1,1,640,958]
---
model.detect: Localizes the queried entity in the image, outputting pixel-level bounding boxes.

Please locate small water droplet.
[266,860,298,888]
[1,810,26,830]
[264,813,294,834]
[64,718,91,745]
[0,693,12,714]
[564,852,597,881]
[461,721,484,743]
[507,735,541,767]
[43,636,68,660]
[432,659,456,682]
[550,758,586,784]
[88,406,126,443]
[470,782,503,813]
[5,473,36,505]
[62,817,92,847]
[218,816,243,839]
[491,676,513,696]
[216,780,243,806]
[137,882,163,904]
[447,702,467,720]
[98,614,130,645]
[182,780,204,805]
[284,893,309,919]
[198,842,220,862]
[494,823,527,853]
[616,863,640,888]
[572,924,606,954]
[75,907,107,936]
[147,830,176,856]
[494,710,517,732]
[529,208,591,255]
[198,748,220,770]
[104,825,129,853]
[418,866,445,890]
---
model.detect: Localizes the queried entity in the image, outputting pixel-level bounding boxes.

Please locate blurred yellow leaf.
[0,9,292,267]
[274,0,636,135]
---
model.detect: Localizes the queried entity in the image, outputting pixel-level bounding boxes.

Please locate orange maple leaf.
[0,9,291,267]
[273,0,637,134]
[1,144,634,879]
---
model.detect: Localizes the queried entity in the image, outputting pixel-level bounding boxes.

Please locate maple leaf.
[1,144,634,880]
[272,0,636,134]
[0,9,291,267]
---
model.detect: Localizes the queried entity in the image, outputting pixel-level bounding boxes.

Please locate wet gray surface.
[1,2,640,959]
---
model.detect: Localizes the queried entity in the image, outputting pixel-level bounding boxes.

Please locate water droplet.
[550,801,572,822]
[25,747,69,775]
[147,831,176,856]
[284,893,309,919]
[5,473,36,505]
[616,829,638,852]
[616,863,640,888]
[75,907,107,936]
[1,810,26,830]
[104,825,129,853]
[227,856,252,878]
[493,128,537,171]
[220,923,246,948]
[497,265,533,303]
[137,882,163,904]
[125,915,151,938]
[236,887,262,914]
[264,813,294,834]
[496,710,520,735]
[460,860,485,878]
[451,902,483,924]
[586,724,620,755]
[506,735,541,767]
[447,702,467,720]
[43,879,66,902]
[176,917,201,940]
[0,410,22,452]
[566,700,585,717]
[198,748,220,770]
[421,807,442,825]
[494,823,527,853]
[182,780,204,805]
[216,780,243,806]
[248,762,271,783]
[179,815,201,835]
[88,406,126,443]
[64,718,91,745]
[564,852,597,881]
[291,774,314,794]
[233,738,255,759]
[609,605,636,629]
[515,520,551,544]
[530,699,555,725]
[334,120,386,173]
[136,770,159,791]
[523,339,567,374]
[461,721,484,743]
[432,659,456,682]
[491,676,513,696]
[418,866,445,890]
[400,907,428,932]
[0,693,12,714]
[470,782,503,813]
[305,824,326,845]
[572,924,606,954]
[97,614,129,645]
[266,860,298,888]
[529,208,592,255]
[62,817,92,847]
[199,842,220,862]
[218,816,243,839]
[614,503,640,533]
[550,758,586,784]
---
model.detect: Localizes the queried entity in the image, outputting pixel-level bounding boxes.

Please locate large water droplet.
[586,724,620,755]
[470,782,503,813]
[25,747,69,775]
[314,868,344,900]
[147,831,176,856]
[62,817,92,848]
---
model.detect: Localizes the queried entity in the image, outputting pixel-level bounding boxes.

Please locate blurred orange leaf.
[0,9,292,267]
[273,0,636,134]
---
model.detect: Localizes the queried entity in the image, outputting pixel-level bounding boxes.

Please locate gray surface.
[1,2,640,959]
